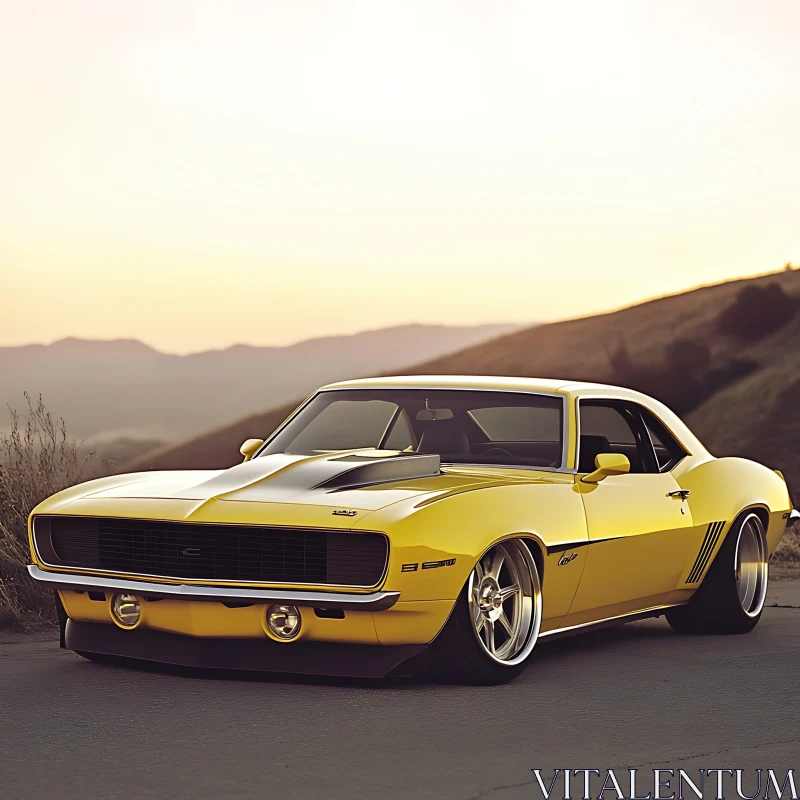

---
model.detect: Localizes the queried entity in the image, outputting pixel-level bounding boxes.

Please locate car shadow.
[536,617,675,656]
[75,617,678,690]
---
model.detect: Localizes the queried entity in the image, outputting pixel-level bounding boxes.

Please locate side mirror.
[240,438,264,462]
[581,453,630,484]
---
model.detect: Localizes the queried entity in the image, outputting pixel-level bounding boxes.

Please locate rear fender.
[676,457,791,555]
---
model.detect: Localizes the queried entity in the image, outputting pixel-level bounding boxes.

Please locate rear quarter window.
[640,408,686,472]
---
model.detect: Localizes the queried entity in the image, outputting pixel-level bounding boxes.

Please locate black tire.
[427,540,542,685]
[667,511,768,635]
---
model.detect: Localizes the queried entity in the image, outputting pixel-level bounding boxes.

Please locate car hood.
[38,452,538,521]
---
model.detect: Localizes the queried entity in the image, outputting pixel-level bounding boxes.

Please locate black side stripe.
[686,521,725,584]
[547,536,624,555]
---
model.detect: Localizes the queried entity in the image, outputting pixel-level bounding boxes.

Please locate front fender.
[355,477,588,628]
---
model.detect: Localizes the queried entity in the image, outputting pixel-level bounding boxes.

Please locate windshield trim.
[255,385,569,472]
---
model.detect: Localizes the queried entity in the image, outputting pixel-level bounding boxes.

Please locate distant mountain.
[0,324,519,440]
[128,270,800,512]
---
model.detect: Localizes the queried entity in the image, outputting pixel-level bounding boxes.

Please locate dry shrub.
[716,282,799,341]
[609,340,758,415]
[773,525,800,563]
[0,394,93,627]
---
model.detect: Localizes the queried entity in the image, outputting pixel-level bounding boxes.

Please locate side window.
[640,408,686,472]
[578,403,650,474]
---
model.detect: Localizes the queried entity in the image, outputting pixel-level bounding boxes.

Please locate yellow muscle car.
[28,376,797,684]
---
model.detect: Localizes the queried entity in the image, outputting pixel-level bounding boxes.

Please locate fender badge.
[558,552,578,566]
[401,563,419,572]
[421,558,457,570]
[332,509,358,517]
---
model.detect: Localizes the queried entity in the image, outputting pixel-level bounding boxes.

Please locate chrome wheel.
[735,514,768,618]
[468,540,542,666]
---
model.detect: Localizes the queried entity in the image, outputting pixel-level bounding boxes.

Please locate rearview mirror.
[240,438,264,462]
[416,408,454,421]
[581,453,630,484]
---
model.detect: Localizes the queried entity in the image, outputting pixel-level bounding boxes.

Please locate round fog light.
[111,593,141,628]
[266,605,301,640]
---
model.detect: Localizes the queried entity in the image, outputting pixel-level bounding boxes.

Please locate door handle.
[668,490,691,500]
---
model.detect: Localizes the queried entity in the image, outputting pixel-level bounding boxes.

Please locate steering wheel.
[481,448,514,459]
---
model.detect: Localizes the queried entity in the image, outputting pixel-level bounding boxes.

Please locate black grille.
[40,517,387,587]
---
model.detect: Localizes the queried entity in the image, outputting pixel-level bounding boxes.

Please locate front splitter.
[64,620,427,679]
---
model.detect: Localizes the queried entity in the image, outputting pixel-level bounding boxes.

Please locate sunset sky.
[2,0,798,353]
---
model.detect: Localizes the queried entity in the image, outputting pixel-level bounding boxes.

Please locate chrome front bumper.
[28,565,400,611]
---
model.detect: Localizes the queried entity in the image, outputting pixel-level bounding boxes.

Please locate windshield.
[260,389,565,469]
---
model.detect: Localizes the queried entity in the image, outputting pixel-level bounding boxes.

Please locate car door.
[564,400,696,627]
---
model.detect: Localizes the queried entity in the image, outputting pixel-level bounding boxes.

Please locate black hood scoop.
[157,450,443,504]
[313,454,441,491]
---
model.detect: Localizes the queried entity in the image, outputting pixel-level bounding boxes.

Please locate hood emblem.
[332,509,358,517]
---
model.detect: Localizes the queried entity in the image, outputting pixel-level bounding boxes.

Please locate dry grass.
[0,394,93,627]
[774,526,800,563]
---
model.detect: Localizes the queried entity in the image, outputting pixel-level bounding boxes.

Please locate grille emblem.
[181,547,201,557]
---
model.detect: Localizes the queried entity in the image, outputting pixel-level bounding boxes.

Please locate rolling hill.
[0,323,517,441]
[127,268,800,509]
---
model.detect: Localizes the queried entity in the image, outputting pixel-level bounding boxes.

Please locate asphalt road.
[2,576,799,800]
